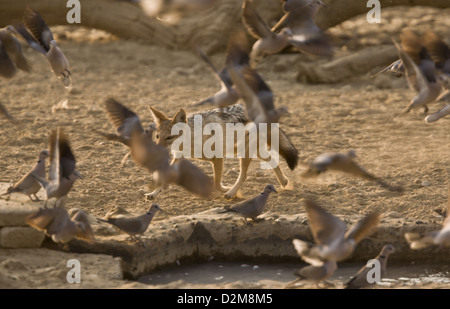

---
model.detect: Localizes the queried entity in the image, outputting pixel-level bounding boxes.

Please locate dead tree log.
[0,0,448,53]
[316,0,450,29]
[296,45,398,84]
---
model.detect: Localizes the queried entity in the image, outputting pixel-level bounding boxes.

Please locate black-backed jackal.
[148,104,298,198]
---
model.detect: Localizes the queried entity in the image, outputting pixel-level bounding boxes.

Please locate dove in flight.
[31,127,82,208]
[26,207,94,249]
[15,7,71,87]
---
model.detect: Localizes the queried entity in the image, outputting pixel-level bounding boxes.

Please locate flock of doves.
[0,0,449,289]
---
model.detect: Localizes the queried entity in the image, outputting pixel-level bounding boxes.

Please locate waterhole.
[138,261,450,288]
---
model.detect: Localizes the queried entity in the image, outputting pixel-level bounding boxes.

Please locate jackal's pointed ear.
[171,108,187,124]
[148,105,168,126]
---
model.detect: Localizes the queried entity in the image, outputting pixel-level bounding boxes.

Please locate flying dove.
[31,127,82,208]
[425,104,450,123]
[294,199,381,263]
[271,0,333,57]
[2,150,49,201]
[370,59,404,78]
[140,0,218,20]
[98,98,154,165]
[405,184,450,249]
[220,184,277,223]
[191,31,250,108]
[345,244,395,289]
[393,30,442,116]
[0,25,31,79]
[421,30,450,79]
[26,207,94,248]
[227,48,289,125]
[97,203,162,245]
[15,7,71,87]
[301,150,403,192]
[130,124,215,199]
[242,0,293,66]
[286,247,337,288]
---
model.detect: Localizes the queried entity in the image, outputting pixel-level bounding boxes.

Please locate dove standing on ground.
[26,207,94,249]
[97,204,162,244]
[345,244,395,289]
[98,98,153,165]
[15,7,71,87]
[293,199,381,263]
[192,31,250,108]
[31,128,82,208]
[0,25,31,79]
[130,123,215,199]
[301,150,403,192]
[271,0,333,57]
[2,150,49,201]
[241,0,293,66]
[221,184,277,223]
[405,184,450,249]
[394,30,442,116]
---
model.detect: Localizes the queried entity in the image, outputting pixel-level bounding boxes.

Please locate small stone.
[421,180,431,187]
[255,170,267,177]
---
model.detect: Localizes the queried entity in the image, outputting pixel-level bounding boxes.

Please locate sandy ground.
[0,6,449,289]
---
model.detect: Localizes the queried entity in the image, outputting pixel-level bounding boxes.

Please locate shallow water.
[138,261,450,288]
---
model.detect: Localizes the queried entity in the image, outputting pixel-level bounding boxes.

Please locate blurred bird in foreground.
[192,31,250,108]
[227,31,289,125]
[26,207,94,250]
[393,30,442,116]
[405,184,450,249]
[271,0,333,57]
[301,150,403,192]
[139,0,218,23]
[15,7,71,87]
[0,25,31,79]
[129,121,215,199]
[293,199,381,263]
[31,127,82,208]
[287,199,380,288]
[98,98,155,165]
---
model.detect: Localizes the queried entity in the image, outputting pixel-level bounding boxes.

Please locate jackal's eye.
[155,134,159,139]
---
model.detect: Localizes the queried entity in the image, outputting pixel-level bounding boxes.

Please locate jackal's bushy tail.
[278,128,299,170]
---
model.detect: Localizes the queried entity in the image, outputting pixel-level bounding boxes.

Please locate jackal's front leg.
[224,157,251,199]
[211,157,231,192]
